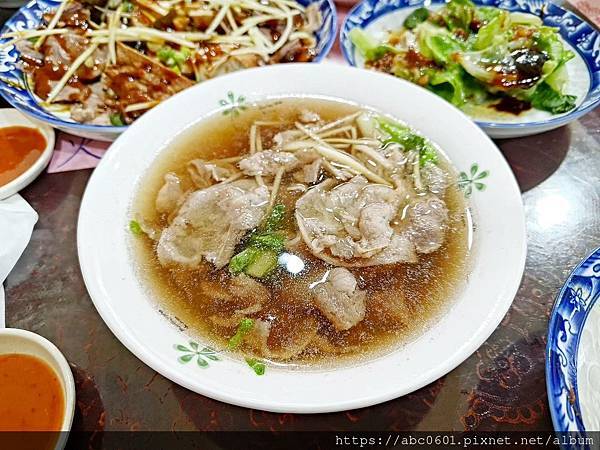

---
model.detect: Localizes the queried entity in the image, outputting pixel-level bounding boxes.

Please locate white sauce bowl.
[0,108,55,200]
[0,328,76,449]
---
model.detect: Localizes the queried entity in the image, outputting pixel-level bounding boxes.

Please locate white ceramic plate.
[0,108,54,200]
[78,64,526,413]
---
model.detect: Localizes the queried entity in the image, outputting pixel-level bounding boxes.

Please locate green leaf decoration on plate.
[219,91,247,116]
[175,341,220,368]
[458,163,489,198]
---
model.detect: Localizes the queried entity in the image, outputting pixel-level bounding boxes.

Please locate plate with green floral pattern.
[77,64,526,413]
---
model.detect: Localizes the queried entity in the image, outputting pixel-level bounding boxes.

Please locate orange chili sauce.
[0,354,65,431]
[0,126,46,186]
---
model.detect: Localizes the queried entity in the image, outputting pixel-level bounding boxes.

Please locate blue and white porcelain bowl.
[0,0,337,142]
[340,0,600,139]
[547,248,600,446]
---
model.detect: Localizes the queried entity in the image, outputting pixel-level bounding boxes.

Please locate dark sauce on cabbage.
[492,96,532,114]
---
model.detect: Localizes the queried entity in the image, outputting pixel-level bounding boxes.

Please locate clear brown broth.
[131,98,471,368]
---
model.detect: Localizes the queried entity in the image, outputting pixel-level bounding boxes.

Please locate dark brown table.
[2,0,600,441]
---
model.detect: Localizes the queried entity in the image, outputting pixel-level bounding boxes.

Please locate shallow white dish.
[78,63,526,413]
[0,328,75,448]
[0,108,54,200]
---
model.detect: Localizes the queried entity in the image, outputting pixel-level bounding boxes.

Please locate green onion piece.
[110,113,125,126]
[157,46,190,70]
[122,1,134,12]
[245,357,266,375]
[229,247,260,274]
[244,250,278,278]
[129,220,142,235]
[264,204,285,232]
[419,147,439,167]
[228,318,254,350]
[229,204,286,277]
[157,47,179,68]
[180,47,192,59]
[248,233,285,252]
[404,7,430,29]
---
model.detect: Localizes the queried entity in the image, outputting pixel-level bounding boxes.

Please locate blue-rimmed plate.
[547,248,600,445]
[0,0,337,142]
[340,0,600,139]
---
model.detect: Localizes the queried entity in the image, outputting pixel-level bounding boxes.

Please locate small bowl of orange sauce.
[0,328,75,450]
[0,109,55,200]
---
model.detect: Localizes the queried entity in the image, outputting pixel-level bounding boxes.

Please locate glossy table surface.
[2,1,600,438]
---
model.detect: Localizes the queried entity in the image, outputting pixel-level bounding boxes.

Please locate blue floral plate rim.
[340,0,600,130]
[0,0,337,132]
[546,246,600,444]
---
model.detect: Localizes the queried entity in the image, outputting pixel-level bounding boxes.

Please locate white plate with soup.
[78,64,526,413]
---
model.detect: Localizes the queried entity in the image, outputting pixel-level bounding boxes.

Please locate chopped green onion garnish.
[265,204,285,232]
[228,318,255,350]
[110,113,125,126]
[129,220,142,235]
[228,204,286,278]
[244,250,278,278]
[229,247,260,274]
[157,46,191,70]
[245,357,266,375]
[248,233,285,252]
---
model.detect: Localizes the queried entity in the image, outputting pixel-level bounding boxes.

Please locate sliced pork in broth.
[132,98,470,367]
[312,268,367,331]
[157,179,269,269]
[295,175,420,267]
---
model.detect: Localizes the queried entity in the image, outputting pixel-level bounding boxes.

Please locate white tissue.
[0,194,38,328]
